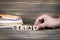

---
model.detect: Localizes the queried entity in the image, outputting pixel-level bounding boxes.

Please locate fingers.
[33,23,46,30]
[36,23,46,30]
[34,19,40,25]
[34,18,46,30]
[34,14,59,30]
[34,16,44,25]
[34,14,50,30]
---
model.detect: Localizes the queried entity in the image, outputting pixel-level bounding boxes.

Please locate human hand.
[34,14,60,30]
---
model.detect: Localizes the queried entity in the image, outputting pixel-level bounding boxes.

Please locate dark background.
[0,0,60,24]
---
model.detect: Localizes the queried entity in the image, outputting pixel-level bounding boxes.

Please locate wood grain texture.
[0,28,60,40]
[0,0,60,24]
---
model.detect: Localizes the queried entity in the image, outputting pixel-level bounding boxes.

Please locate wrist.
[57,17,60,26]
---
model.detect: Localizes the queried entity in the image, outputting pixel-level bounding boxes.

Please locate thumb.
[38,23,46,28]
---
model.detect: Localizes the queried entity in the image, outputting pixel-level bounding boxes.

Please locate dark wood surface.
[0,28,60,40]
[0,0,60,40]
[0,0,60,24]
